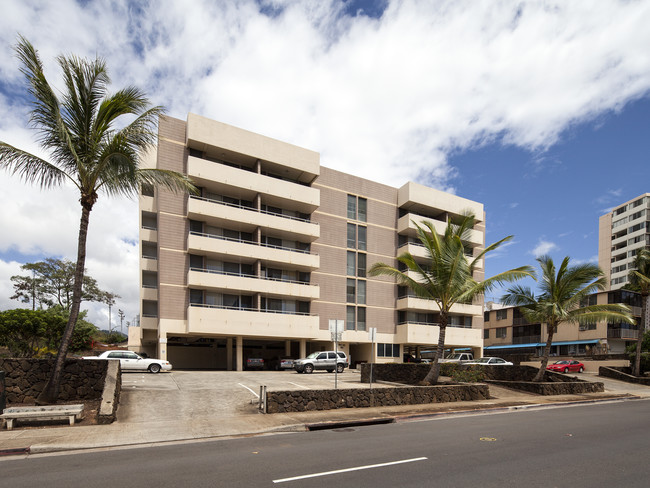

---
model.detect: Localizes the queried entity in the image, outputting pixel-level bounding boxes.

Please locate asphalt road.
[3,399,649,487]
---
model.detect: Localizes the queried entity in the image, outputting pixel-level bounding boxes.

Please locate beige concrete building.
[483,290,643,355]
[599,193,650,289]
[131,114,485,370]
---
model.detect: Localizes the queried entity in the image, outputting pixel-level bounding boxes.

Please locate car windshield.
[555,361,569,364]
[474,358,490,363]
[305,352,320,359]
[446,353,463,360]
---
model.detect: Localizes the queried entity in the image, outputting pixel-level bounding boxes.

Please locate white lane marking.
[238,383,259,398]
[272,457,428,483]
[288,382,309,389]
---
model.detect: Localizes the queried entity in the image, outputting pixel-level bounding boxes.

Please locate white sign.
[368,327,377,342]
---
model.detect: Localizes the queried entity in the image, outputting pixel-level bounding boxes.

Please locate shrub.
[440,363,486,383]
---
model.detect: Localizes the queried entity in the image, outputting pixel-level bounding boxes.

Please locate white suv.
[294,351,348,374]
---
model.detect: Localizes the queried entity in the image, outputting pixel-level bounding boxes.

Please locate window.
[496,309,508,320]
[347,223,356,248]
[347,251,356,276]
[484,329,489,339]
[347,194,367,222]
[357,280,366,304]
[346,306,356,330]
[357,307,366,331]
[496,327,507,339]
[377,343,400,357]
[357,253,366,277]
[346,279,356,302]
[357,226,367,251]
[484,311,490,321]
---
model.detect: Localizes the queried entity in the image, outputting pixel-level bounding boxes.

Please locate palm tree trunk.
[423,315,448,385]
[36,205,91,404]
[534,323,555,382]
[633,293,648,376]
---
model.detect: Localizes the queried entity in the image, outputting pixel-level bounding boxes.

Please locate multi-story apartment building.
[599,193,650,289]
[131,114,486,370]
[483,290,643,356]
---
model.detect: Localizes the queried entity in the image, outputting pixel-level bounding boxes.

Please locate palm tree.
[502,256,635,382]
[0,36,195,403]
[369,213,534,385]
[628,249,650,376]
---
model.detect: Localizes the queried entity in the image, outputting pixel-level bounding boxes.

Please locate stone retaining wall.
[0,358,108,404]
[486,379,604,395]
[265,384,490,413]
[599,366,650,386]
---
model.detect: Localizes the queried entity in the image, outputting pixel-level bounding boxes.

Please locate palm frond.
[0,143,72,189]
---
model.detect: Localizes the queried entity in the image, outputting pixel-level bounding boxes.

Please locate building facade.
[131,114,486,370]
[483,290,643,356]
[599,193,650,289]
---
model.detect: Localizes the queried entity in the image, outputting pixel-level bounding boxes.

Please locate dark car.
[246,357,265,370]
[546,360,584,373]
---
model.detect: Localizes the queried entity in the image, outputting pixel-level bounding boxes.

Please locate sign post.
[329,319,344,389]
[368,328,377,389]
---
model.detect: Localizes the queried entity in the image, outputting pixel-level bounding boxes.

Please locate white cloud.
[530,239,558,257]
[1,0,650,327]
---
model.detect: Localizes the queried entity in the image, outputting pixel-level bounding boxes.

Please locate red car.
[546,360,584,373]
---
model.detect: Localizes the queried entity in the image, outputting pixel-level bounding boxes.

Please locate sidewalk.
[2,375,648,456]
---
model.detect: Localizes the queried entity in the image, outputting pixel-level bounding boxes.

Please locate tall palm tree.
[369,213,534,385]
[0,37,195,403]
[502,256,635,382]
[628,248,650,376]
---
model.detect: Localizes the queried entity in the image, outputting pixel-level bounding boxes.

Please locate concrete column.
[236,336,244,371]
[226,338,233,371]
[299,339,307,358]
[284,340,291,356]
[158,335,167,361]
[415,346,421,359]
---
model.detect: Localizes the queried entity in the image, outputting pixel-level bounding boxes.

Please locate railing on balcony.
[607,328,639,339]
[398,320,441,327]
[512,317,531,326]
[189,195,317,224]
[189,302,312,316]
[189,231,315,255]
[142,284,158,289]
[141,225,157,231]
[512,335,541,344]
[142,254,158,260]
[189,267,310,285]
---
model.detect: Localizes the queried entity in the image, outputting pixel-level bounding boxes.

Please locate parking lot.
[117,368,391,424]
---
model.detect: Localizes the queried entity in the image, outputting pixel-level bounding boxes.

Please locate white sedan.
[466,357,513,366]
[83,350,172,373]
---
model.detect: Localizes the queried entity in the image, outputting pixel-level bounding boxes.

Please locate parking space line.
[288,382,310,389]
[238,383,259,398]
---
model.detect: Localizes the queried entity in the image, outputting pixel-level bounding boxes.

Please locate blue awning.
[485,339,600,350]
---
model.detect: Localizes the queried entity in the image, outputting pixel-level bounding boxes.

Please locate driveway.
[117,369,378,423]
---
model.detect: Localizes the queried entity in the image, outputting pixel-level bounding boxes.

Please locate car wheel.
[304,364,314,374]
[563,367,569,373]
[148,364,161,374]
[336,363,344,374]
[579,367,584,373]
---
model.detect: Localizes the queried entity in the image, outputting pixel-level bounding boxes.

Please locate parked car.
[466,357,513,366]
[294,351,348,374]
[439,352,474,363]
[546,360,584,373]
[246,357,265,370]
[268,356,294,371]
[82,350,172,373]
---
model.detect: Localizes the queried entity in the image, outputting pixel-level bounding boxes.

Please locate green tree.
[626,248,650,376]
[11,258,108,311]
[0,309,52,357]
[0,37,195,403]
[502,256,635,382]
[369,213,534,385]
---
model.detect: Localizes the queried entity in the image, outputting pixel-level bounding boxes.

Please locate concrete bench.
[1,404,85,431]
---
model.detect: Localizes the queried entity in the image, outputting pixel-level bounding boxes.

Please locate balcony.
[395,322,482,347]
[186,304,320,338]
[187,232,319,271]
[140,286,158,301]
[398,242,483,270]
[607,327,639,340]
[188,156,319,212]
[140,315,158,330]
[187,196,319,242]
[188,268,319,299]
[396,296,482,316]
[397,213,483,246]
[140,256,158,272]
[140,226,158,242]
[512,335,541,344]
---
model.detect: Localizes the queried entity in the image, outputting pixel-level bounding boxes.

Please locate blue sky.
[0,0,649,326]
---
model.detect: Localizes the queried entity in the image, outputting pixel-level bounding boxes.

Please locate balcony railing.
[189,231,315,255]
[607,328,639,339]
[189,267,310,285]
[512,335,541,344]
[188,302,311,316]
[189,195,316,224]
